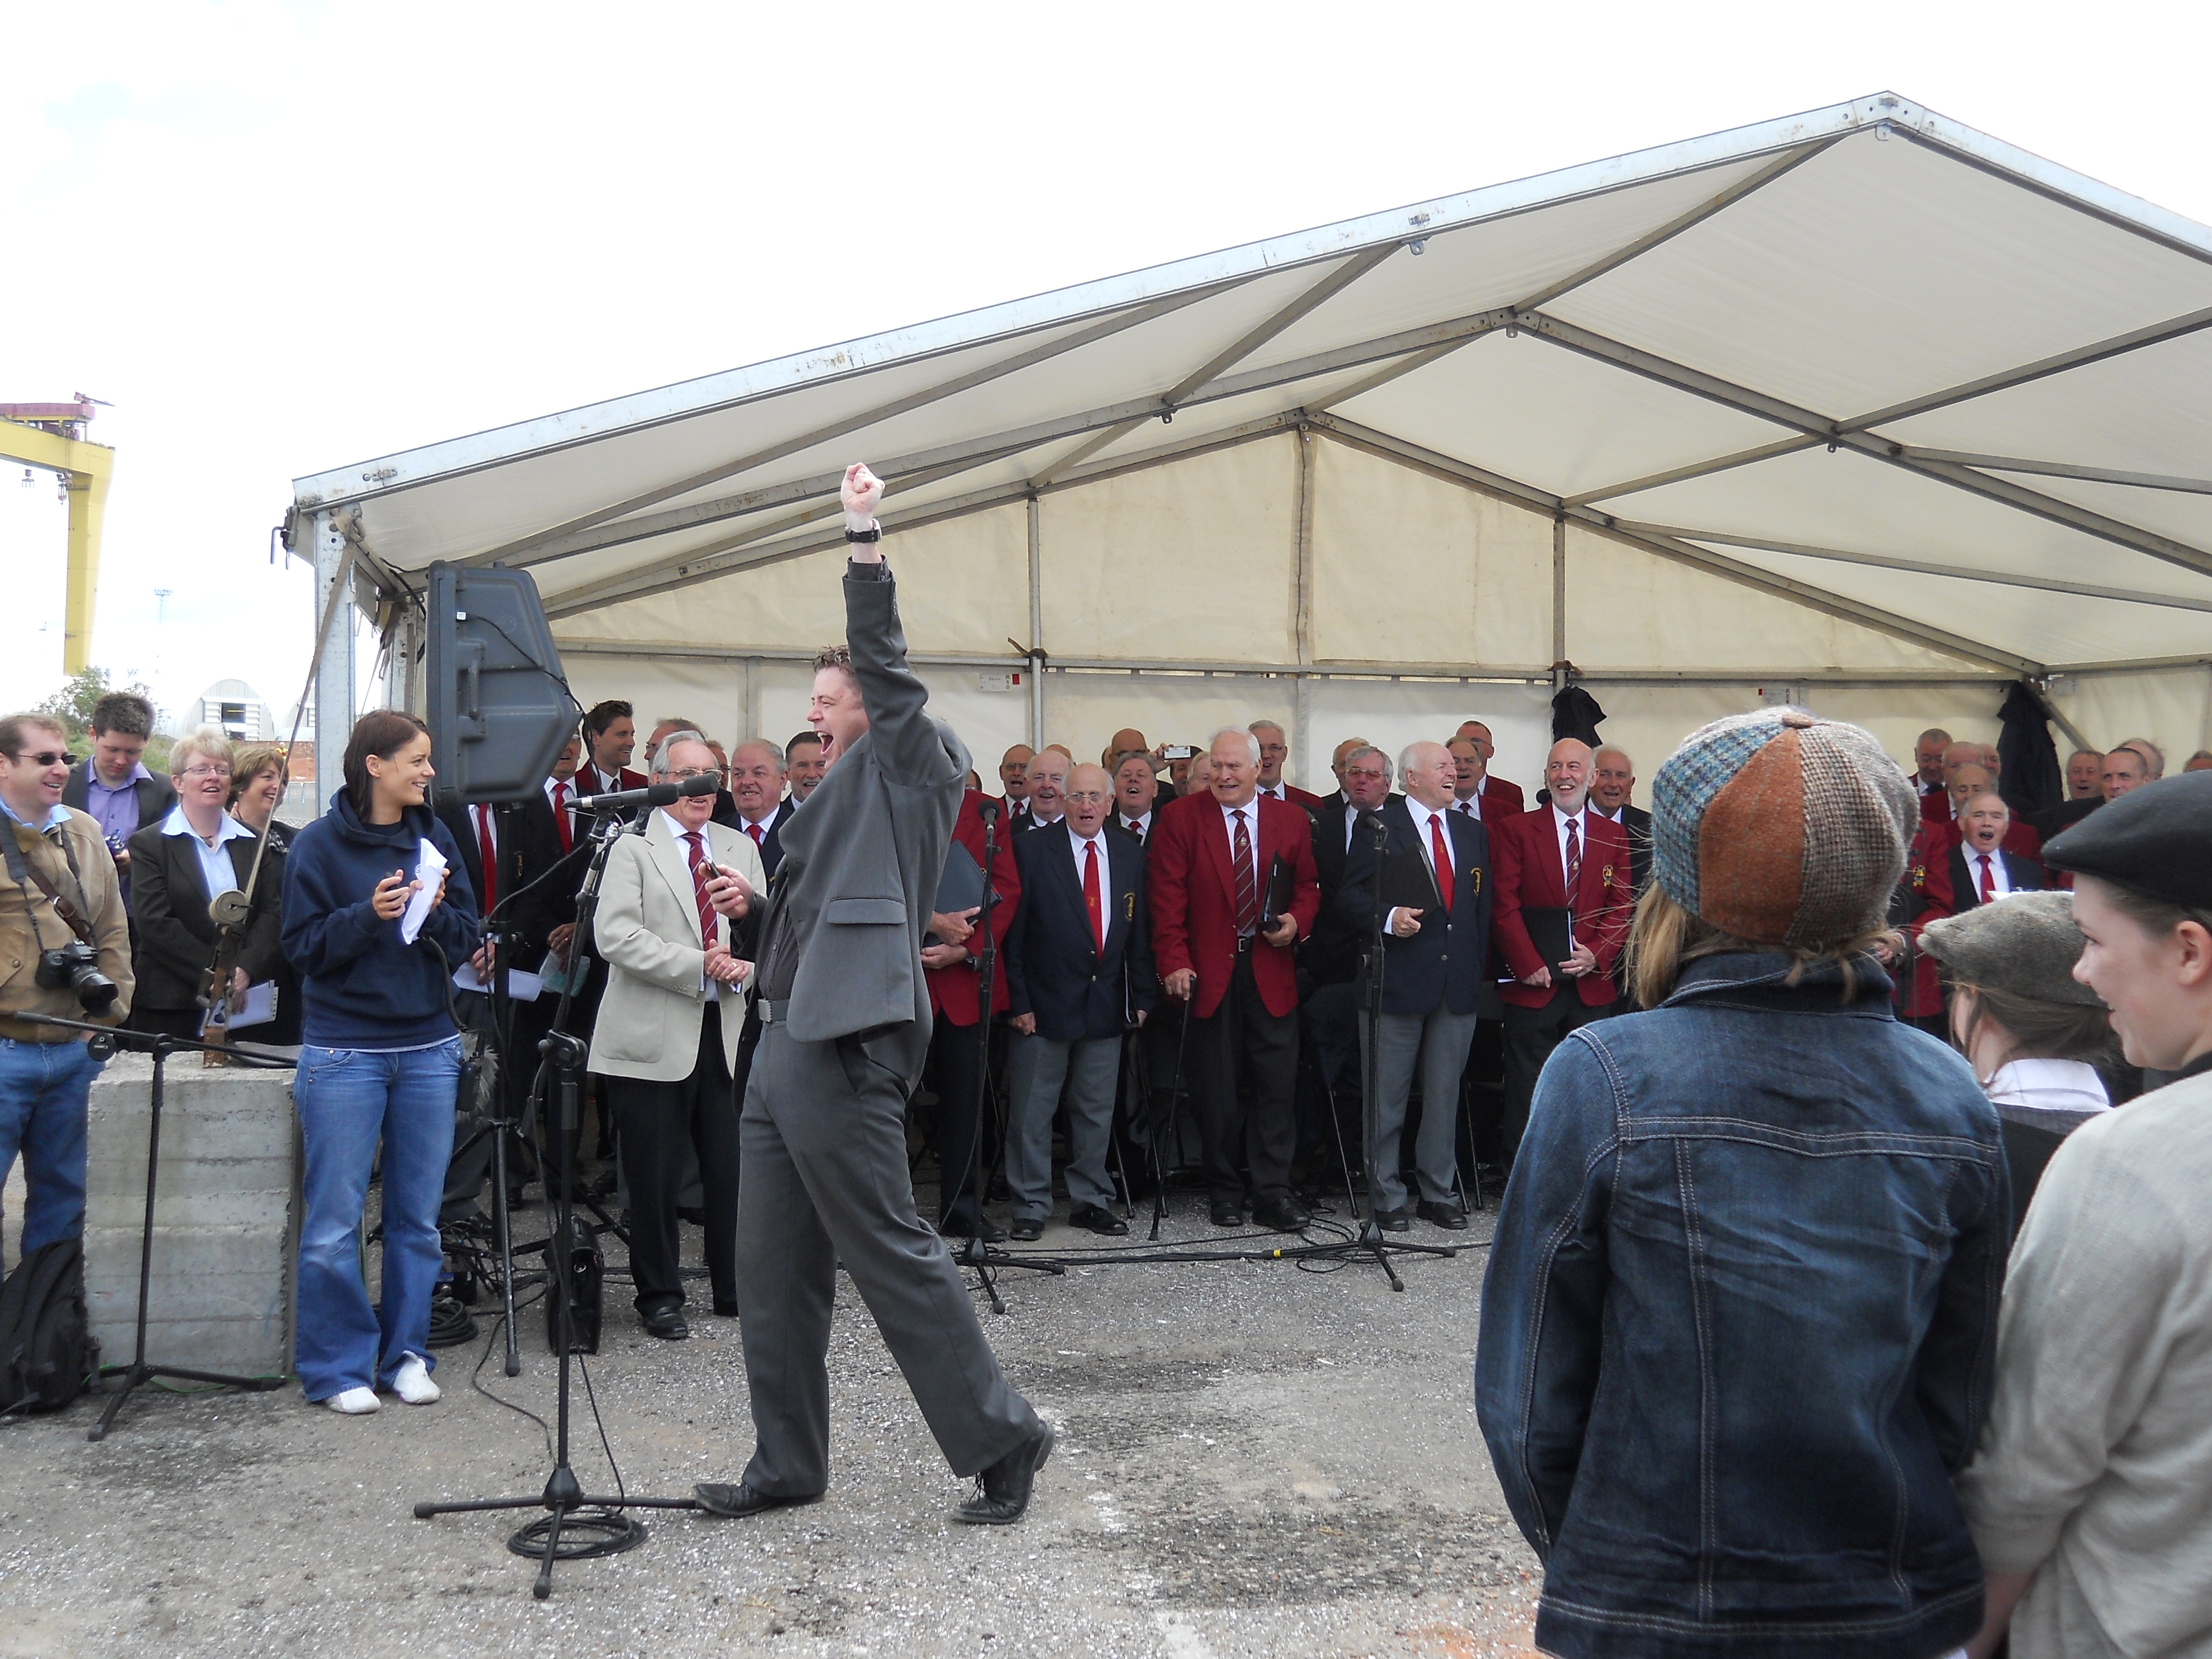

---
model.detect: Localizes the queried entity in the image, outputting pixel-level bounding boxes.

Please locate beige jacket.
[1,807,134,1041]
[1957,1066,2212,1656]
[586,811,761,1083]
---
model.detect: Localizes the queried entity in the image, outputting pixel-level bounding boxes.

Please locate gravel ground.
[1,1158,1543,1658]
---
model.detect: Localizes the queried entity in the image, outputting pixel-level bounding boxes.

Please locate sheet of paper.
[232,981,278,1027]
[451,962,546,1001]
[401,836,448,946]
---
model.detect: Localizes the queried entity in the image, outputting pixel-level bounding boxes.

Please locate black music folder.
[1523,906,1574,969]
[1378,846,1445,916]
[1259,853,1296,927]
[926,842,987,947]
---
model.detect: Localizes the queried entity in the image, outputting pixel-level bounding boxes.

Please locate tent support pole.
[310,509,355,815]
[1551,515,1568,690]
[1026,494,1045,750]
[741,658,758,745]
[1293,429,1319,790]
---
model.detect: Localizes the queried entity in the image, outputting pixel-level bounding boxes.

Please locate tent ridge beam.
[1901,451,2212,497]
[1617,520,2212,613]
[1565,436,1823,508]
[1517,311,2212,578]
[1308,414,2037,674]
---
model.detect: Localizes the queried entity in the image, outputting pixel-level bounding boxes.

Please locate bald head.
[1545,740,1594,813]
[1947,764,1991,813]
[1590,747,1635,815]
[1066,763,1113,836]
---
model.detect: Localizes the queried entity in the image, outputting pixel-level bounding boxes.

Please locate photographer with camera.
[0,713,134,1272]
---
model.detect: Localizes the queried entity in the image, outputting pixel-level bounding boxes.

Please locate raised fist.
[841,462,884,519]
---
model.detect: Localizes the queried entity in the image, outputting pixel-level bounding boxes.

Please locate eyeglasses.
[179,764,232,780]
[666,767,721,782]
[10,750,76,768]
[1065,790,1110,805]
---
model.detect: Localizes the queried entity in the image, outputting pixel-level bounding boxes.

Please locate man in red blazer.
[1149,728,1321,1231]
[1490,740,1633,1170]
[1249,721,1325,811]
[921,788,1022,1240]
[581,701,647,795]
[1453,721,1524,818]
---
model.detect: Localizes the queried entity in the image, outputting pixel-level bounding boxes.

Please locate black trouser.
[1187,947,1299,1206]
[924,1016,988,1230]
[1501,988,1608,1172]
[606,1015,739,1312]
[127,1005,202,1040]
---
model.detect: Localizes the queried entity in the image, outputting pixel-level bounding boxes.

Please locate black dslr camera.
[36,941,120,1014]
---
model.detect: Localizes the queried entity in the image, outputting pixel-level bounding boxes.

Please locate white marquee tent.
[291,92,2212,804]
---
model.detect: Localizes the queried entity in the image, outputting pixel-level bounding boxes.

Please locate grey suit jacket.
[764,564,967,1072]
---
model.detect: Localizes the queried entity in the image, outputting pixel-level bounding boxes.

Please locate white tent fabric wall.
[295,93,2212,807]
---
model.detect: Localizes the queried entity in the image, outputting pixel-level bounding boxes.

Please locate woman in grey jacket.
[1476,709,2007,1659]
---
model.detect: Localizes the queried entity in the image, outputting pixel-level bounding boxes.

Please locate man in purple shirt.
[60,692,175,907]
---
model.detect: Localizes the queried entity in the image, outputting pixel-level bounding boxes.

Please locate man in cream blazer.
[589,732,763,1340]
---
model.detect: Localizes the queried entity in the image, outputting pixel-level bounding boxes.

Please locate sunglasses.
[11,749,76,768]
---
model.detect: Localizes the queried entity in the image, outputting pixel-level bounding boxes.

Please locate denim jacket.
[1474,951,2007,1659]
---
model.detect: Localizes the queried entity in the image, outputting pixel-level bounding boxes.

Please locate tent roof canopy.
[295,91,2212,680]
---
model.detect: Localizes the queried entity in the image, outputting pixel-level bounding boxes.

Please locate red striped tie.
[550,780,572,853]
[1232,809,1259,934]
[473,804,498,912]
[1979,854,1996,904]
[682,831,718,951]
[1564,816,1582,903]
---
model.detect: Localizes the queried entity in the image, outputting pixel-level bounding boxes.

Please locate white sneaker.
[326,1386,380,1415]
[392,1354,441,1405]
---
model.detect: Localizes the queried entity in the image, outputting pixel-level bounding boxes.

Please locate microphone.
[573,772,720,814]
[976,797,1001,826]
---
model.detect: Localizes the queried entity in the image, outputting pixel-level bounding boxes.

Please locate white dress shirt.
[1066,823,1111,885]
[1983,1057,2110,1125]
[1451,791,1481,823]
[160,806,251,904]
[1258,782,1288,802]
[1117,810,1152,842]
[544,773,577,838]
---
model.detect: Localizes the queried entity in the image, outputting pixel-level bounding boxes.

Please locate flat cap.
[2043,771,2212,909]
[1920,891,2103,1006]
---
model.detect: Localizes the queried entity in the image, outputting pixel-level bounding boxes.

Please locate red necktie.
[550,781,572,853]
[1429,815,1454,915]
[747,823,765,851]
[1127,818,1144,843]
[1083,838,1106,953]
[1563,816,1582,903]
[1979,853,1996,904]
[1455,799,1479,823]
[1232,809,1259,935]
[473,805,497,911]
[682,831,718,952]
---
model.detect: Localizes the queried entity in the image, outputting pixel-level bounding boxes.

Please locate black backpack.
[0,1237,101,1416]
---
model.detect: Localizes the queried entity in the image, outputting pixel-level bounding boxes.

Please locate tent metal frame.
[294,91,2212,806]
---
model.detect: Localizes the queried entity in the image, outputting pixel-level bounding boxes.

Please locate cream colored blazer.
[586,811,764,1083]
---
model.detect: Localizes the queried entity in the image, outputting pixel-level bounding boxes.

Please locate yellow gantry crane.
[2,394,114,675]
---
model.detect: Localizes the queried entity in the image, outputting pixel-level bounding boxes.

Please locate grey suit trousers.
[735,1024,1040,1493]
[1358,1005,1479,1211]
[1005,1031,1122,1219]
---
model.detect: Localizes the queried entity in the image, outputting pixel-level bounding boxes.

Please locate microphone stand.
[951,804,1064,1313]
[414,805,698,1598]
[1278,811,1457,1290]
[18,1014,290,1441]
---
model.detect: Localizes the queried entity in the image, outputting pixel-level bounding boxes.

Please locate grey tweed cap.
[1919,891,2104,1006]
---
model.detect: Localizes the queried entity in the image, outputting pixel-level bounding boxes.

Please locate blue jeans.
[0,1037,103,1271]
[294,1041,460,1400]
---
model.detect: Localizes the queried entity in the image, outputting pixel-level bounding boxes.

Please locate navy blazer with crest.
[1003,820,1157,1043]
[1945,843,2047,911]
[1338,796,1493,1019]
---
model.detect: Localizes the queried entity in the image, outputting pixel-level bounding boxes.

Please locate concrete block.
[85,1055,299,1379]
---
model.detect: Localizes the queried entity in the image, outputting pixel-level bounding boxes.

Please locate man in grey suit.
[695,463,1052,1527]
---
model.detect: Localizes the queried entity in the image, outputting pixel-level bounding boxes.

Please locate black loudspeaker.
[426,561,575,808]
[544,1215,603,1355]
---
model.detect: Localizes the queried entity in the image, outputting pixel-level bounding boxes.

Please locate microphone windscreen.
[977,798,1001,825]
[677,771,721,797]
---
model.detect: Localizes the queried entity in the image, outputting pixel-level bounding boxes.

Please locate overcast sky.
[5,0,2207,728]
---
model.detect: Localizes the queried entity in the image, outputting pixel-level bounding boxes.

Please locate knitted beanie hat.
[1651,708,1916,948]
[1919,891,2103,1007]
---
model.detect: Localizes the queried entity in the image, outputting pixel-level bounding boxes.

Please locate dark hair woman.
[1475,708,2007,1659]
[279,711,478,1415]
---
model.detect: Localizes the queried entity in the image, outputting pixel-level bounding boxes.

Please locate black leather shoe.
[1208,1201,1243,1228]
[1008,1217,1045,1242]
[954,1421,1056,1525]
[640,1304,690,1340]
[1417,1199,1470,1230]
[692,1481,820,1519]
[1371,1206,1412,1233]
[1068,1204,1129,1237]
[1251,1198,1311,1234]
